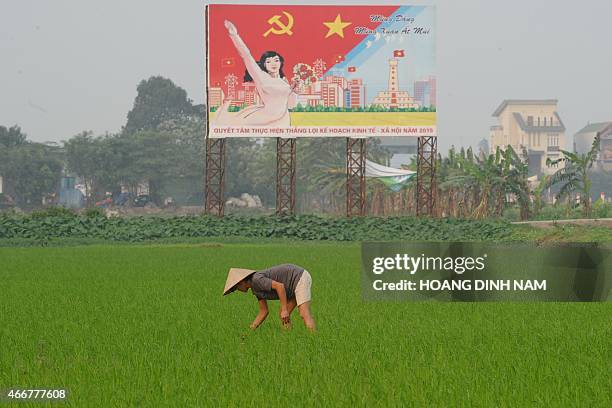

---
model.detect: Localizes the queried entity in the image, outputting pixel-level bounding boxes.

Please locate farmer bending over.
[223,264,316,331]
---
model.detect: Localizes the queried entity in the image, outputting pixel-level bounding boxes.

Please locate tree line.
[1,76,609,218]
[365,137,609,219]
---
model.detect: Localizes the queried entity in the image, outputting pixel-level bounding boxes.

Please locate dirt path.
[512,218,612,229]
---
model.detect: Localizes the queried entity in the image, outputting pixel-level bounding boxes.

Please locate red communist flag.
[207,5,399,85]
[393,49,405,58]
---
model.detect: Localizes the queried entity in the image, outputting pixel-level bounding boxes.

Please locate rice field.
[0,242,610,406]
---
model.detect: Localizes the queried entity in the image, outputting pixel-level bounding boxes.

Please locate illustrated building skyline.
[293,73,368,108]
[347,79,366,108]
[208,87,224,108]
[414,76,436,108]
[242,82,260,106]
[321,81,344,108]
[212,55,440,110]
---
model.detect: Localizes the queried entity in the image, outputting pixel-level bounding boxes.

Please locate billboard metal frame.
[346,138,367,217]
[205,138,226,216]
[416,136,437,216]
[276,138,297,215]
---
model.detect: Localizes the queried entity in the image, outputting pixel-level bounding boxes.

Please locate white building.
[490,99,566,176]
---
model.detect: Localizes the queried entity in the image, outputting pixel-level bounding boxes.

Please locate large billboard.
[206,4,436,138]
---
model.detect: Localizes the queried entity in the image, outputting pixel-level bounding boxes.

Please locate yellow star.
[323,14,352,39]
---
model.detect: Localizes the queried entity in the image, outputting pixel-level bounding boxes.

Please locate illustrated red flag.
[347,66,357,72]
[393,49,405,58]
[208,5,400,85]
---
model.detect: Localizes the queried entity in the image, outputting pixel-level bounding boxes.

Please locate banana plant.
[546,134,600,217]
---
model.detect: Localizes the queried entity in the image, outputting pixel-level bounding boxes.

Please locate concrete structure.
[574,121,612,171]
[58,176,84,209]
[490,100,566,176]
[372,59,419,109]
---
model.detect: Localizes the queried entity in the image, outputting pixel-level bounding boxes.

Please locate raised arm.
[271,281,290,325]
[224,20,266,87]
[250,298,269,330]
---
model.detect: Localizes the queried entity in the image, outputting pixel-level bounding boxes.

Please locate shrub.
[83,207,106,218]
[30,206,77,218]
[593,199,610,219]
[0,214,514,243]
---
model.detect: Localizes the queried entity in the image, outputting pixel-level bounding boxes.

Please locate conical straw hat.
[223,268,256,296]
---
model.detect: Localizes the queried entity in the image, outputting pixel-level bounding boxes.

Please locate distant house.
[490,100,566,176]
[574,122,612,171]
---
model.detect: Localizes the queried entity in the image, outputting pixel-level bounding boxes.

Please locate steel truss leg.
[276,137,296,215]
[346,138,366,217]
[205,137,226,216]
[416,136,437,216]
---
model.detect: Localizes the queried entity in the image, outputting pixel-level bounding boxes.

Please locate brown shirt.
[250,264,304,300]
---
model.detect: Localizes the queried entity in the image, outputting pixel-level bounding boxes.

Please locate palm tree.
[441,145,530,220]
[546,134,600,217]
[532,174,551,217]
[444,147,501,219]
[437,147,465,217]
[500,146,531,220]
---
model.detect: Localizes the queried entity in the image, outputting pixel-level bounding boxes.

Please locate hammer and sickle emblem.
[263,11,294,37]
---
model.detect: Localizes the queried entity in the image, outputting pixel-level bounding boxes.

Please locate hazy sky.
[2,0,611,152]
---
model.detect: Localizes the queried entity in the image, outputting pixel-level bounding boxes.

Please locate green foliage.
[0,136,63,207]
[0,244,609,405]
[440,145,530,220]
[504,205,583,222]
[0,125,28,148]
[546,135,600,217]
[83,207,106,218]
[30,206,77,218]
[124,76,197,134]
[64,116,205,206]
[592,199,610,218]
[0,214,514,243]
[225,138,271,202]
[64,131,119,204]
